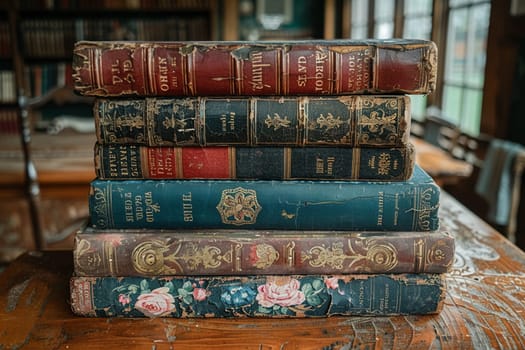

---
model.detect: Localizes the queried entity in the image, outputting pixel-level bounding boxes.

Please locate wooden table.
[412,137,473,186]
[1,191,525,349]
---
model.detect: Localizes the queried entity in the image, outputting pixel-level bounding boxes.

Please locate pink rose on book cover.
[192,287,208,302]
[256,277,305,308]
[324,277,340,290]
[135,287,176,317]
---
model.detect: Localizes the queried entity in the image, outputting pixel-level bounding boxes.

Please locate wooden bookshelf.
[0,0,220,262]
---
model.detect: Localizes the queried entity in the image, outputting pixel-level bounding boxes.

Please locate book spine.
[94,144,415,181]
[93,95,411,147]
[73,231,455,276]
[88,166,440,231]
[72,40,437,96]
[70,273,446,317]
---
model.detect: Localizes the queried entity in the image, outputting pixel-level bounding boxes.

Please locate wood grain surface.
[1,191,524,349]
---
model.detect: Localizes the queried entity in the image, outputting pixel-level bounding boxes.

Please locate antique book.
[93,95,411,147]
[73,229,455,276]
[94,143,415,181]
[70,273,446,317]
[88,164,440,231]
[72,39,437,96]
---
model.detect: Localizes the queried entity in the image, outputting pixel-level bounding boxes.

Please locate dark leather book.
[93,95,411,147]
[73,229,454,276]
[94,143,415,181]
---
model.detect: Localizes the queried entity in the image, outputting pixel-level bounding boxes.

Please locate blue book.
[89,164,439,231]
[70,273,446,318]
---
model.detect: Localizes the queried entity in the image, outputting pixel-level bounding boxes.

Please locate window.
[374,0,395,38]
[350,0,368,39]
[345,0,491,135]
[443,0,490,135]
[402,0,433,121]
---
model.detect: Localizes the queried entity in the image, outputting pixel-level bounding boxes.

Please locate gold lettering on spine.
[297,56,308,87]
[107,145,118,177]
[124,192,134,222]
[182,192,193,222]
[314,51,328,92]
[417,187,436,231]
[377,191,384,226]
[250,51,271,91]
[111,59,134,85]
[157,56,170,92]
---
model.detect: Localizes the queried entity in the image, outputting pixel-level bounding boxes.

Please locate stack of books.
[69,39,454,318]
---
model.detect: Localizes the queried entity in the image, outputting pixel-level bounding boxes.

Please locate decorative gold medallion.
[250,243,279,269]
[216,187,261,225]
[132,240,170,275]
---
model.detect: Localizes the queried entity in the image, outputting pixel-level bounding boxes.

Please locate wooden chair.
[445,132,525,243]
[18,86,94,250]
[422,106,460,154]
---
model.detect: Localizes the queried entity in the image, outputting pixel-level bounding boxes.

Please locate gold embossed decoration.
[216,187,262,225]
[365,241,397,271]
[132,240,170,275]
[264,113,291,130]
[301,240,398,272]
[250,243,280,269]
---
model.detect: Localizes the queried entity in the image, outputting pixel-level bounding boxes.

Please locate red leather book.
[72,39,437,96]
[73,228,455,276]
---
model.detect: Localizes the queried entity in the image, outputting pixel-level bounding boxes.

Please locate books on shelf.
[72,39,437,97]
[68,38,451,318]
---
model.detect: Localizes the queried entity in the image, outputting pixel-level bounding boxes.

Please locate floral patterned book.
[70,274,446,318]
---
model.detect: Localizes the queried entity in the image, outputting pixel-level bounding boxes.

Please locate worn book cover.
[94,143,415,181]
[93,95,411,147]
[72,39,437,96]
[73,229,455,276]
[88,164,440,231]
[70,273,446,318]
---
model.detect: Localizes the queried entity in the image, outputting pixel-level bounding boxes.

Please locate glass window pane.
[352,26,368,39]
[445,8,468,85]
[375,0,395,20]
[442,85,463,125]
[351,0,368,38]
[404,0,432,15]
[409,95,427,121]
[465,3,490,87]
[450,0,486,7]
[404,17,432,39]
[352,0,368,25]
[374,22,393,38]
[460,89,483,135]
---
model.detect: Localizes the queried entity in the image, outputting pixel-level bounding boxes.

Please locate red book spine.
[94,144,416,181]
[73,39,437,96]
